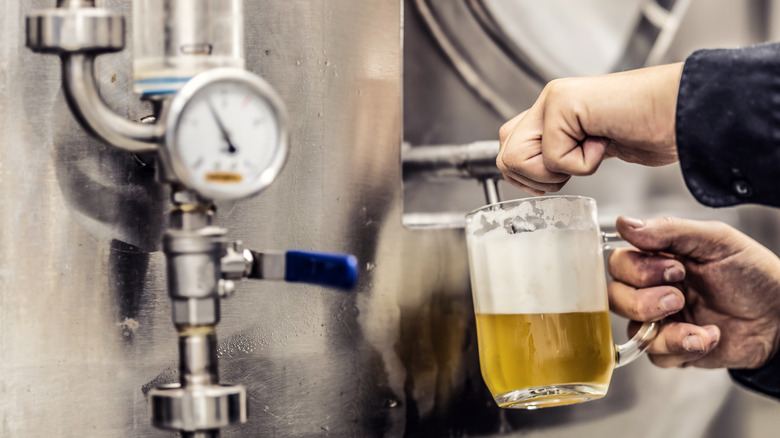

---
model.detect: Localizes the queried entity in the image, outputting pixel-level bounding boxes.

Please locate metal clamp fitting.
[149,383,247,432]
[26,7,124,54]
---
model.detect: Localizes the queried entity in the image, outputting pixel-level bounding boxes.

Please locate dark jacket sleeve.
[677,43,780,399]
[729,351,780,400]
[676,42,780,208]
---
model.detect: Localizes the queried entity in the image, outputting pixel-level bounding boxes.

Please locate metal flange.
[26,7,124,54]
[149,383,247,432]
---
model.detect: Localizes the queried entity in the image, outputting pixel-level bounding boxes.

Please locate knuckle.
[630,300,648,320]
[496,155,507,172]
[543,78,570,98]
[658,216,682,230]
[541,154,563,173]
[706,220,731,235]
[635,265,652,286]
[499,122,513,141]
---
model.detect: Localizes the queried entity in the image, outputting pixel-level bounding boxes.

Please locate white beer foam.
[467,226,608,314]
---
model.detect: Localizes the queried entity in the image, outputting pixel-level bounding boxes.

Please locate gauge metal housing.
[160,68,289,201]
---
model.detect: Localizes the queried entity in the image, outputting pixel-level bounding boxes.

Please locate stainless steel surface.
[164,226,225,301]
[482,179,501,205]
[149,381,247,431]
[132,0,244,96]
[179,331,219,387]
[402,140,502,206]
[3,0,469,436]
[58,0,95,7]
[402,140,501,181]
[157,202,246,434]
[220,243,252,281]
[247,250,286,281]
[5,0,780,437]
[26,4,124,53]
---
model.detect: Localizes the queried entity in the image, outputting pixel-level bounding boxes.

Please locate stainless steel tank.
[2,0,780,437]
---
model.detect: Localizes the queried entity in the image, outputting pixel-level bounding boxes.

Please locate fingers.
[498,111,526,142]
[608,282,684,322]
[628,321,721,368]
[498,102,572,192]
[501,155,570,194]
[609,248,685,287]
[497,79,610,193]
[615,216,743,261]
[608,247,687,321]
[541,129,610,176]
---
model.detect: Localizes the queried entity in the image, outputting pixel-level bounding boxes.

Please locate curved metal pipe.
[413,0,516,120]
[62,54,160,152]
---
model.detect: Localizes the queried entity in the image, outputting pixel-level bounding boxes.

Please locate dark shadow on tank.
[109,239,152,344]
[50,90,166,343]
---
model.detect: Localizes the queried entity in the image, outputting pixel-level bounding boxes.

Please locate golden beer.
[475,310,615,408]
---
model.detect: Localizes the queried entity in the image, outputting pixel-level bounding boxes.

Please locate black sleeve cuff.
[729,350,780,400]
[676,42,780,208]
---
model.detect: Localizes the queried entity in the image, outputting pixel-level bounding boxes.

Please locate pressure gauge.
[161,68,289,201]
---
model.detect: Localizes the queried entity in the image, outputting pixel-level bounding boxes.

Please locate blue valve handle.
[285,250,358,290]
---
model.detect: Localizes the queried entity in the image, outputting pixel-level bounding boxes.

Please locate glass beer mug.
[465,196,658,409]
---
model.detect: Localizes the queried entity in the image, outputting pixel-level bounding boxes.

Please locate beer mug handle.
[602,231,660,368]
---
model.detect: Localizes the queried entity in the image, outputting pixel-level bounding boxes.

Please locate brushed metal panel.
[1,1,481,436]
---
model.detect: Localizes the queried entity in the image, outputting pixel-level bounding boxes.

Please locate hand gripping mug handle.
[602,231,660,368]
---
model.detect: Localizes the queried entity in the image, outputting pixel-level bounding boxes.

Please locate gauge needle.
[206,100,238,154]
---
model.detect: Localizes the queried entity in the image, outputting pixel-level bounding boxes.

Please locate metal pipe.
[56,0,94,7]
[482,178,501,205]
[62,54,160,152]
[413,0,516,119]
[402,140,502,181]
[179,327,219,387]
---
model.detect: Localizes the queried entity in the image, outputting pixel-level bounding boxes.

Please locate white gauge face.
[164,69,288,200]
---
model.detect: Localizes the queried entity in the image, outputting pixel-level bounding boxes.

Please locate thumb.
[615,216,738,260]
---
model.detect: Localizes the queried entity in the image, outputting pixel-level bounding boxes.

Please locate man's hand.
[608,216,780,369]
[497,63,683,195]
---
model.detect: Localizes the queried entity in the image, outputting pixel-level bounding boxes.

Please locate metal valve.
[218,246,359,302]
[152,189,359,436]
[221,241,359,290]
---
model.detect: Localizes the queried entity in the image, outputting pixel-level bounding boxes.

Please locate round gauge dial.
[163,68,289,200]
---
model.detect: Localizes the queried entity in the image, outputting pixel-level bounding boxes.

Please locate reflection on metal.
[413,0,516,119]
[402,140,501,182]
[132,0,244,97]
[150,195,247,436]
[22,1,354,436]
[412,0,692,119]
[10,0,776,436]
[26,1,160,152]
[482,178,501,205]
[640,0,693,66]
[402,140,502,207]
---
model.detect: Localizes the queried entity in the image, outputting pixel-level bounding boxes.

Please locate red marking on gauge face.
[242,94,252,108]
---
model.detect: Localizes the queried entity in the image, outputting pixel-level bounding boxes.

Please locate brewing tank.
[2,0,780,437]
